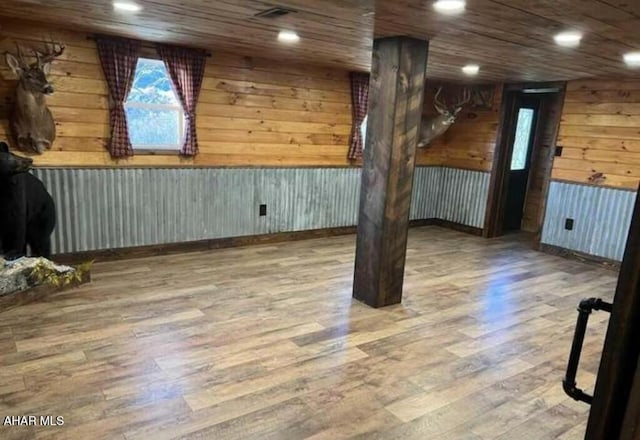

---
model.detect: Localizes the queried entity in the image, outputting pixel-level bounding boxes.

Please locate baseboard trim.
[434,219,484,236]
[408,218,483,236]
[53,219,483,265]
[539,243,621,271]
[54,226,357,265]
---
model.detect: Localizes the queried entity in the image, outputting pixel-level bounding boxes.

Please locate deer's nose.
[43,85,54,94]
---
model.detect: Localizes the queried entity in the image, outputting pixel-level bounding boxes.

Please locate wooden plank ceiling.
[0,0,639,82]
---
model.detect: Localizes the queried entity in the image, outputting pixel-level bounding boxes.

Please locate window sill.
[133,149,182,156]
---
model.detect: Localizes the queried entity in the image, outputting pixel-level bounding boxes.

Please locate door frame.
[621,352,640,439]
[483,82,566,240]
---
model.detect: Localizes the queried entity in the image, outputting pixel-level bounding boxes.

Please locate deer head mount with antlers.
[4,39,65,154]
[417,87,471,148]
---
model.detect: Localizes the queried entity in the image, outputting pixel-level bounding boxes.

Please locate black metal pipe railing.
[563,297,613,404]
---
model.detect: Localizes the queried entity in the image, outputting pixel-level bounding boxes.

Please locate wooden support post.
[586,183,640,439]
[352,37,428,308]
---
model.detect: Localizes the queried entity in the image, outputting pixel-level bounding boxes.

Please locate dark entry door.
[585,185,640,439]
[503,97,539,231]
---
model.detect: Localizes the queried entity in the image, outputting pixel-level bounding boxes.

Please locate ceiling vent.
[255,7,297,18]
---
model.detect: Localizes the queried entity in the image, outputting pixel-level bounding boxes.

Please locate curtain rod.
[86,35,212,57]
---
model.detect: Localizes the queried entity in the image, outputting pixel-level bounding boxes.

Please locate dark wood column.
[586,183,640,439]
[353,37,428,308]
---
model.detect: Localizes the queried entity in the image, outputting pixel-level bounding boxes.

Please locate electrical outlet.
[259,204,267,216]
[565,218,574,231]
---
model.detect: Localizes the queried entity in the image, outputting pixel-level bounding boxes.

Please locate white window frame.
[125,58,186,152]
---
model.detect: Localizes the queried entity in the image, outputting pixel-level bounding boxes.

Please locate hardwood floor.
[0,226,618,440]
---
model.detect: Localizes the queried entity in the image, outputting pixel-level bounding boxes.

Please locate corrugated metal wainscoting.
[33,166,490,254]
[410,167,490,228]
[541,181,637,261]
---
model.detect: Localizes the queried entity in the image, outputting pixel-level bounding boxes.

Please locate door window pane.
[361,114,368,148]
[511,108,535,171]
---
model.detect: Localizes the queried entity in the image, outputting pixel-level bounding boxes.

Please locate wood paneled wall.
[0,21,504,170]
[555,79,640,190]
[0,21,353,167]
[416,83,503,172]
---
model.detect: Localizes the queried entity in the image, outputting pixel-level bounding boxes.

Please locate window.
[361,114,368,149]
[125,58,184,151]
[510,108,535,171]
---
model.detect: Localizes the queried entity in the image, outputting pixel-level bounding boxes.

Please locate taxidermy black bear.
[0,141,56,260]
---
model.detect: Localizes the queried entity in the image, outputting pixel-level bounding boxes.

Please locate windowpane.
[127,59,179,105]
[125,58,183,150]
[510,108,535,171]
[126,107,181,147]
[361,114,368,148]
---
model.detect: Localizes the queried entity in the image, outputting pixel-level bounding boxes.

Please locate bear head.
[0,141,33,176]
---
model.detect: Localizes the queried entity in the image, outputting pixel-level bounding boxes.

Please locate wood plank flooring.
[0,226,618,439]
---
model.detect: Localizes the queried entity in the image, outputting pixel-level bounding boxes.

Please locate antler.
[433,87,448,115]
[32,38,65,67]
[454,87,472,109]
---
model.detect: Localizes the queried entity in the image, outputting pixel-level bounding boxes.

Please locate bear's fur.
[0,141,56,259]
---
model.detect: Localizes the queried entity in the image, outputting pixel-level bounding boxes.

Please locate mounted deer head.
[4,39,65,154]
[417,87,471,148]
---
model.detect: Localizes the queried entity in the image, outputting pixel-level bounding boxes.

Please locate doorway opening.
[484,83,566,244]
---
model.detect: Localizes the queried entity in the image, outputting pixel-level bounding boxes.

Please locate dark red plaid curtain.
[95,36,140,158]
[157,45,207,156]
[348,72,370,160]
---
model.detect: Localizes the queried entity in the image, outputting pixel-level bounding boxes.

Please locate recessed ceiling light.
[113,1,142,12]
[277,30,300,43]
[623,52,640,67]
[554,31,582,47]
[433,0,466,15]
[462,64,480,75]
